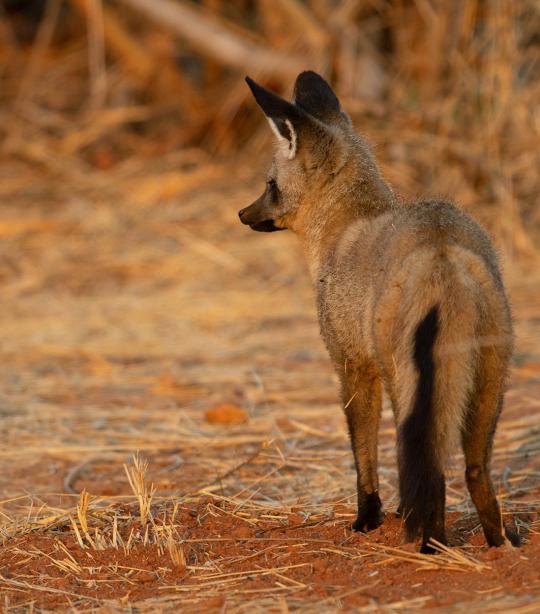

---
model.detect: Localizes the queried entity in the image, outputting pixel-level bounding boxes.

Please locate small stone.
[205,403,248,426]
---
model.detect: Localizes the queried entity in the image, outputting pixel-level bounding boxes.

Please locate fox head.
[238,71,391,236]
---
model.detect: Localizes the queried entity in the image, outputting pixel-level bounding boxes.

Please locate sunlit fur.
[240,72,520,552]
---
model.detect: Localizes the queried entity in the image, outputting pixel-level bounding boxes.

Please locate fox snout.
[238,190,284,233]
[237,204,256,226]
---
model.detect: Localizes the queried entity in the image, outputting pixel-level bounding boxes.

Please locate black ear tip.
[245,75,301,121]
[245,76,262,96]
[293,70,340,121]
[295,70,328,87]
[298,70,322,79]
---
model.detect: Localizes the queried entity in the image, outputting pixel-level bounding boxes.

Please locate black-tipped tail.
[399,306,446,550]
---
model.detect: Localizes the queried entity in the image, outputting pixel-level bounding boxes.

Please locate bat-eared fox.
[238,71,520,553]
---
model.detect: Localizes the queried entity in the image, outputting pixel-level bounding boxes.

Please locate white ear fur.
[266,117,297,160]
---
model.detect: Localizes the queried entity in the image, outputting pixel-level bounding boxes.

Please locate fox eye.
[267,178,277,189]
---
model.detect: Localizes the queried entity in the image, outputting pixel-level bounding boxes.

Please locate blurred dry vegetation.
[1,1,540,612]
[1,0,539,260]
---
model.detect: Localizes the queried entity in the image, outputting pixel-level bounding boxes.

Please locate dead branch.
[118,0,308,80]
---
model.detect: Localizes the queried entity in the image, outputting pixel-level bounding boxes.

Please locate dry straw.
[0,0,539,612]
[124,452,156,528]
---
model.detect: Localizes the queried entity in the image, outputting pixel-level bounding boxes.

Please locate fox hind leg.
[462,350,520,548]
[342,363,384,532]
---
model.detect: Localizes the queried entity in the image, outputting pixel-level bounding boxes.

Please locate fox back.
[239,71,520,552]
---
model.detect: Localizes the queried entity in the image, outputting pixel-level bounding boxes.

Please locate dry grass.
[0,444,538,612]
[0,1,539,611]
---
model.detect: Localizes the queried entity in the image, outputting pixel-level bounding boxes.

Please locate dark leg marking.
[352,491,383,532]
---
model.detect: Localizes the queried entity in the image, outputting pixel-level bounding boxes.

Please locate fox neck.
[295,174,395,282]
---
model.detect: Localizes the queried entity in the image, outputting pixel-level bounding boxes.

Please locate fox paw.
[504,527,521,547]
[420,537,447,555]
[351,492,384,532]
[486,526,521,548]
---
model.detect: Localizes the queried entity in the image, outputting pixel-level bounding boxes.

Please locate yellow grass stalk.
[124,452,155,527]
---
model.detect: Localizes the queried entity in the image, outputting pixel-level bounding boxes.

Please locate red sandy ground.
[1,501,539,612]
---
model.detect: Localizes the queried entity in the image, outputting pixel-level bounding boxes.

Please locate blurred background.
[0,2,540,609]
[1,0,540,485]
[1,0,539,259]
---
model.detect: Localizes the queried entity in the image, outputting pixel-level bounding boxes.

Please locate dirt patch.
[1,495,539,613]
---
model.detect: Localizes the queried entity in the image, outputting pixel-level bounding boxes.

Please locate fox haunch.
[239,71,520,551]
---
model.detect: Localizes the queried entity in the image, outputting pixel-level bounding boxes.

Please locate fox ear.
[292,71,342,125]
[245,76,303,160]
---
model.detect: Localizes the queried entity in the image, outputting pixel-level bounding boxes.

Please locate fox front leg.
[341,363,384,532]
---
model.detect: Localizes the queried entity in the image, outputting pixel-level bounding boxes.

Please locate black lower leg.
[420,473,447,554]
[352,490,383,532]
[505,526,521,547]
